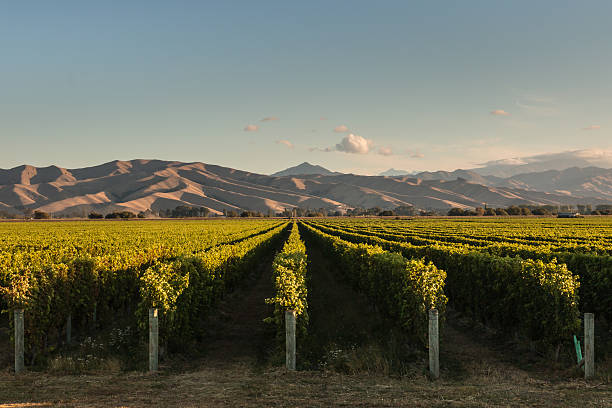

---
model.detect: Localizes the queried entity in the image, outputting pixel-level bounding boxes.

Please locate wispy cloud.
[378,147,393,156]
[335,134,373,154]
[582,125,601,131]
[490,109,510,116]
[477,149,612,168]
[515,101,557,116]
[403,149,425,158]
[334,125,349,133]
[276,140,294,149]
[260,117,279,122]
[244,124,258,132]
[309,146,334,152]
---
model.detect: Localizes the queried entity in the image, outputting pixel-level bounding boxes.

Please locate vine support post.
[285,310,296,371]
[584,313,594,379]
[149,308,159,372]
[14,309,24,374]
[429,308,439,379]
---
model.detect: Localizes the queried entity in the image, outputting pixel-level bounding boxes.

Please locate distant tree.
[448,208,465,216]
[366,207,382,216]
[226,209,239,217]
[506,206,521,216]
[483,208,496,216]
[33,210,50,219]
[395,205,415,216]
[88,212,104,219]
[306,210,325,217]
[474,207,485,216]
[419,210,439,216]
[105,211,136,219]
[531,207,550,215]
[495,208,509,216]
[379,210,395,217]
[520,207,532,216]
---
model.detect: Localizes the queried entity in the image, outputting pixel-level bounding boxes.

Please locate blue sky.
[1,1,611,174]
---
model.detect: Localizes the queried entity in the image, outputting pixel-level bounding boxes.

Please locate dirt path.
[300,242,389,370]
[169,253,277,372]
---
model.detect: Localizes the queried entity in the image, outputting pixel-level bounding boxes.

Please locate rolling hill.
[0,159,610,216]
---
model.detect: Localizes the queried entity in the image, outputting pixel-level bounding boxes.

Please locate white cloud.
[244,124,258,131]
[261,117,279,122]
[490,109,510,116]
[334,125,349,133]
[478,149,612,169]
[335,134,373,154]
[276,140,294,149]
[378,147,393,156]
[582,125,601,131]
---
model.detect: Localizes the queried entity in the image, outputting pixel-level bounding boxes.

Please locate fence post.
[66,314,72,345]
[285,310,296,371]
[584,313,594,379]
[149,308,158,372]
[429,308,439,379]
[14,309,24,374]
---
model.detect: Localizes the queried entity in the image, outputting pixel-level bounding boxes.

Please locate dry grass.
[0,360,610,408]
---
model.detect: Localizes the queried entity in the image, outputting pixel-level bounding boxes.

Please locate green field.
[0,217,610,407]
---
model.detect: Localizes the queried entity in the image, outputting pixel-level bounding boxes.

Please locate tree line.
[5,203,612,220]
[447,204,612,216]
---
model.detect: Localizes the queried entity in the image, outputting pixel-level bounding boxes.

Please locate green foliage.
[139,259,190,311]
[266,223,309,343]
[301,222,447,347]
[0,220,287,360]
[308,217,611,327]
[267,223,308,315]
[305,220,582,349]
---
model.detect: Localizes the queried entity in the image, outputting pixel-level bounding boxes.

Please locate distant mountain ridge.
[0,159,610,216]
[379,168,418,177]
[271,162,339,177]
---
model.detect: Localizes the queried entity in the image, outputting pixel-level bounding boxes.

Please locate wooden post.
[66,314,72,345]
[584,313,594,379]
[149,308,158,372]
[14,309,24,374]
[429,308,439,379]
[285,310,296,371]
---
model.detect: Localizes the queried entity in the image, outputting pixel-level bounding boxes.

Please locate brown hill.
[0,159,608,216]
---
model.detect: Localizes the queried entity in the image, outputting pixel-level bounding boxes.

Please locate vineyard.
[0,217,611,406]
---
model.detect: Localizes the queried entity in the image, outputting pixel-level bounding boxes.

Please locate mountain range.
[1,159,611,216]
